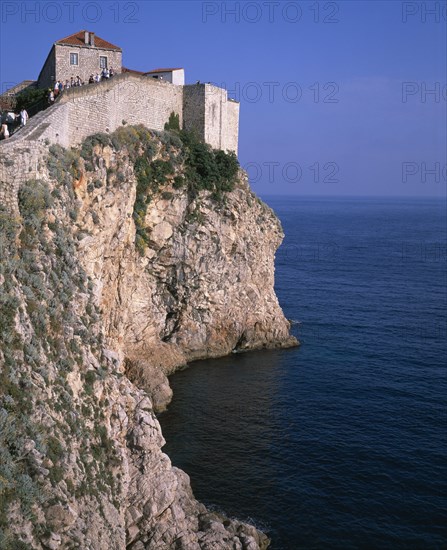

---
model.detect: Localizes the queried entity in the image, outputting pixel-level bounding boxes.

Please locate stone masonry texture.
[0,73,239,214]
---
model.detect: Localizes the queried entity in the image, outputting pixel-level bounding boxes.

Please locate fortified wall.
[0,72,240,213]
[184,84,239,154]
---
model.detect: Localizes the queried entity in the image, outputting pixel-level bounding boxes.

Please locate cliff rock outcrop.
[0,125,297,549]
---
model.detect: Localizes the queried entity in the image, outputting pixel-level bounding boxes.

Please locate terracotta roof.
[145,68,183,74]
[122,67,147,75]
[55,31,121,51]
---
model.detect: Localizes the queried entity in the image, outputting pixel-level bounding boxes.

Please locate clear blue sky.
[1,0,445,197]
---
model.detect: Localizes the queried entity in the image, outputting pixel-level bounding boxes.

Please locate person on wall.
[0,122,9,139]
[0,113,9,139]
[5,111,17,135]
[20,108,29,127]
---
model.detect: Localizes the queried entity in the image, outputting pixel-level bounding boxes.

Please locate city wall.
[0,73,239,213]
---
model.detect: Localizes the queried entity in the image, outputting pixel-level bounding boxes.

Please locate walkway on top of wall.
[0,71,187,214]
[1,72,156,147]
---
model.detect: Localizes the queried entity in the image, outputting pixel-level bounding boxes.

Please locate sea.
[158,197,447,549]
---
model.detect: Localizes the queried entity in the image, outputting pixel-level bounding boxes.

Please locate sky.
[0,0,446,197]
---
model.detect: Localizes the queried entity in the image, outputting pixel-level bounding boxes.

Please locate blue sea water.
[158,197,447,549]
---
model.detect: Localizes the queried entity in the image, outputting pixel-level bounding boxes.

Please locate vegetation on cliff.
[0,124,289,549]
[0,130,239,550]
[15,88,49,117]
[0,179,119,549]
[47,122,240,254]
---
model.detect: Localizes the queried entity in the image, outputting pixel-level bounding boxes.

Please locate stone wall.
[37,47,56,90]
[0,140,48,213]
[184,84,240,154]
[203,84,240,154]
[183,84,205,139]
[30,73,183,148]
[0,73,240,214]
[38,44,122,89]
[0,74,183,212]
[224,99,240,154]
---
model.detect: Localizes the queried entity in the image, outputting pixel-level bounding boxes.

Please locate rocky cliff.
[0,125,297,549]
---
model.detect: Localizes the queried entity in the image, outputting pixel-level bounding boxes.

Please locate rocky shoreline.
[0,126,297,549]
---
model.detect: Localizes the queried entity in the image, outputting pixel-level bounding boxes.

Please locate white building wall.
[146,70,184,86]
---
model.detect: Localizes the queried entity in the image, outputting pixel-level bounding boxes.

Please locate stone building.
[145,68,185,85]
[1,30,239,154]
[0,80,36,110]
[37,31,122,88]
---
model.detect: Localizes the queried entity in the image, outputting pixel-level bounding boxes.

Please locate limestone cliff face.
[0,126,297,549]
[74,136,296,410]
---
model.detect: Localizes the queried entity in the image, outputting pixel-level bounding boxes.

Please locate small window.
[100,56,108,69]
[70,52,78,66]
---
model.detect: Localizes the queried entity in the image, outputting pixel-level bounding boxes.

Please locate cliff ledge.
[0,125,297,549]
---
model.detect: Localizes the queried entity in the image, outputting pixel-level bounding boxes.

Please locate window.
[100,56,108,69]
[70,53,78,66]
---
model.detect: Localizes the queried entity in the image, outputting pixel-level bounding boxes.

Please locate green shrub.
[178,130,239,198]
[132,156,174,254]
[84,370,97,395]
[109,125,154,161]
[18,180,52,222]
[15,87,48,116]
[45,436,63,463]
[49,466,64,485]
[173,175,184,189]
[164,111,180,131]
[48,146,80,184]
[80,133,111,161]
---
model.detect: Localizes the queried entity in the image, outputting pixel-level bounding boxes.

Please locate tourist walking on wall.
[4,112,16,136]
[1,123,9,139]
[89,74,94,84]
[48,90,54,104]
[109,67,114,77]
[20,108,29,127]
[0,113,10,139]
